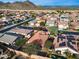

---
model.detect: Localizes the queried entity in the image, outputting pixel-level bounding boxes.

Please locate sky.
[0,0,79,6]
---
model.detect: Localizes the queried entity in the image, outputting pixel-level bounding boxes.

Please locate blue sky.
[1,0,79,6]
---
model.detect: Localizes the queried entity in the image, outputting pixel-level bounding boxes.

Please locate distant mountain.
[0,1,79,10]
[0,1,38,10]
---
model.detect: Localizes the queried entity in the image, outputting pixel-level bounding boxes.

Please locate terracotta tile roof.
[27,31,49,47]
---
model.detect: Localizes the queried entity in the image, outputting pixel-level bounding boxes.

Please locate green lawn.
[45,40,53,49]
[15,39,26,46]
[48,26,58,36]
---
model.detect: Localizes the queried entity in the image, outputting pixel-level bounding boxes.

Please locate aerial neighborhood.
[0,9,79,59]
[0,1,79,59]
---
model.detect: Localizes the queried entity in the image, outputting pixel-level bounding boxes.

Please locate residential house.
[28,20,37,27]
[0,21,5,28]
[69,12,79,31]
[29,20,41,27]
[46,16,57,27]
[27,31,49,48]
[0,32,23,45]
[70,22,79,30]
[54,32,79,55]
[1,16,13,25]
[2,16,13,22]
[9,26,33,38]
[60,13,70,22]
[58,20,69,30]
[76,15,79,22]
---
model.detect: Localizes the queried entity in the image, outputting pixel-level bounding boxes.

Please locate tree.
[40,22,45,26]
[56,10,65,15]
[15,39,26,46]
[22,43,41,55]
[45,40,53,49]
[48,26,58,36]
[0,14,4,18]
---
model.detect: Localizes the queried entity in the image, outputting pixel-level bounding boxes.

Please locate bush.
[15,39,26,46]
[45,40,53,49]
[48,26,58,36]
[40,22,45,26]
[76,29,79,31]
[22,43,41,55]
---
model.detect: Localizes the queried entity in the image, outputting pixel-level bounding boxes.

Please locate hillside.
[0,1,79,10]
[0,1,38,10]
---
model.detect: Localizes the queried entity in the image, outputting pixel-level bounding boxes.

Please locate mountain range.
[0,1,79,10]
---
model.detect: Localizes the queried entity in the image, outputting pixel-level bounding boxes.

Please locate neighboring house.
[36,16,41,21]
[1,17,7,22]
[16,14,21,19]
[0,32,23,45]
[2,17,12,22]
[76,15,79,22]
[54,32,79,55]
[70,21,79,30]
[74,22,79,30]
[46,17,57,27]
[27,31,49,48]
[69,13,79,31]
[35,23,40,27]
[28,20,37,27]
[0,21,5,26]
[29,20,40,27]
[60,14,70,22]
[58,20,69,30]
[9,26,33,38]
[21,16,26,20]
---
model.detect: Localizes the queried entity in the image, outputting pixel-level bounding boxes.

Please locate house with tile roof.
[27,31,49,48]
